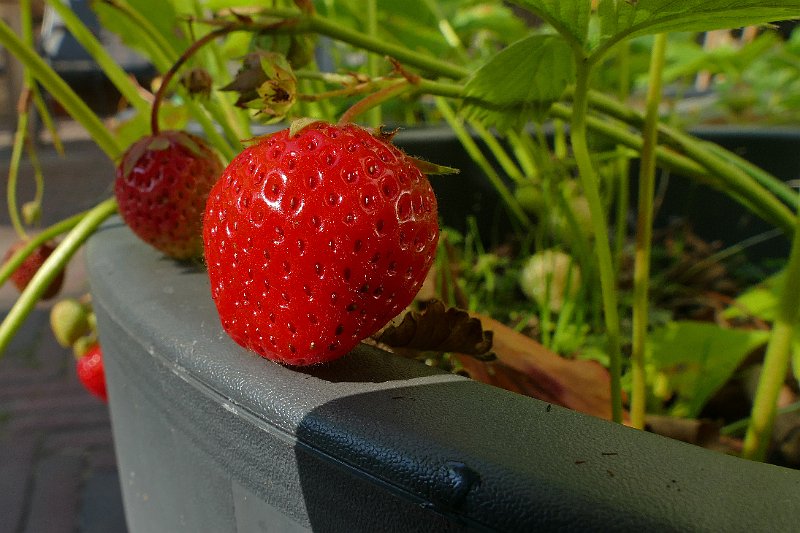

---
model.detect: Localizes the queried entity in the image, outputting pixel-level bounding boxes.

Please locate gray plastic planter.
[87,219,800,532]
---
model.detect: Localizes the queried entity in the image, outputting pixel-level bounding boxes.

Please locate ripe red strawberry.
[203,121,439,366]
[115,131,224,260]
[76,343,107,402]
[2,240,64,300]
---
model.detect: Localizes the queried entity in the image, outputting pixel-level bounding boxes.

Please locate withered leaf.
[375,300,494,360]
[465,313,614,420]
[220,51,296,122]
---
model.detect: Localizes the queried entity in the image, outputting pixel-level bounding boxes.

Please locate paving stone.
[23,453,83,533]
[0,136,126,533]
[0,432,38,533]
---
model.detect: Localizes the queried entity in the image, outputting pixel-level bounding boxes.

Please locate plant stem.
[338,80,411,124]
[365,0,381,126]
[45,0,150,122]
[0,199,118,358]
[0,20,122,160]
[468,120,526,185]
[435,98,531,229]
[613,41,631,278]
[548,103,795,235]
[582,90,796,230]
[742,206,800,461]
[570,57,623,423]
[244,8,470,80]
[151,27,232,135]
[630,33,667,430]
[7,90,31,240]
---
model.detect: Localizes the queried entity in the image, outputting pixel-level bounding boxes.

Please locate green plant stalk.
[613,41,631,278]
[631,33,667,431]
[435,98,531,229]
[548,103,795,234]
[7,93,30,240]
[703,141,798,208]
[420,0,470,63]
[191,0,252,140]
[583,90,797,222]
[338,80,411,124]
[0,210,88,287]
[31,85,63,155]
[0,198,118,357]
[45,0,150,122]
[722,400,800,436]
[0,20,122,160]
[412,79,775,224]
[742,208,800,461]
[25,141,45,211]
[570,58,623,423]
[506,130,537,178]
[365,0,381,127]
[248,8,470,80]
[102,0,234,159]
[468,120,526,184]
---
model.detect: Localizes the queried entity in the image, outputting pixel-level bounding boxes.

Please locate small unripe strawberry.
[115,131,224,260]
[204,121,440,366]
[2,240,64,300]
[519,249,581,312]
[50,298,91,347]
[76,343,107,402]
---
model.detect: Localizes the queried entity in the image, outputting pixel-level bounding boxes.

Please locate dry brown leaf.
[375,300,494,360]
[466,312,614,420]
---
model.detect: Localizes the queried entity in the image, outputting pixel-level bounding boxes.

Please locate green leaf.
[508,0,591,48]
[94,0,183,54]
[601,1,800,55]
[647,321,770,418]
[462,34,574,130]
[723,270,784,322]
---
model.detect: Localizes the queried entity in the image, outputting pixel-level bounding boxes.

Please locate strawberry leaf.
[598,1,800,55]
[375,300,494,360]
[647,321,770,418]
[462,34,573,131]
[507,1,591,48]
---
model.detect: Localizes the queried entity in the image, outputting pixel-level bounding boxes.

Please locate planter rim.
[87,219,800,531]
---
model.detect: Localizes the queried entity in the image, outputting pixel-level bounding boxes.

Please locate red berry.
[76,344,107,402]
[2,240,64,300]
[203,121,439,366]
[115,131,224,260]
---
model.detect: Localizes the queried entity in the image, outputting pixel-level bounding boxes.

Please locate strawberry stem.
[338,80,410,125]
[0,199,118,359]
[151,26,234,136]
[7,88,32,240]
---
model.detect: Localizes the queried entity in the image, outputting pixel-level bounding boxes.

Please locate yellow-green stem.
[435,98,531,229]
[613,41,631,278]
[365,0,381,127]
[338,80,410,124]
[45,0,150,122]
[0,19,121,160]
[7,93,30,240]
[631,33,667,430]
[742,207,800,461]
[570,58,623,423]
